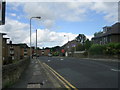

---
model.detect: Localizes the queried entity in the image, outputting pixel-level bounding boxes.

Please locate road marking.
[37,60,70,89]
[60,58,64,60]
[43,63,78,90]
[48,60,50,62]
[111,69,120,72]
[48,66,71,90]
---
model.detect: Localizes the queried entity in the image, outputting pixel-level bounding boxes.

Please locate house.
[38,48,50,56]
[18,43,29,59]
[0,33,10,65]
[7,41,21,60]
[92,22,120,44]
[62,40,79,56]
[2,38,9,61]
[7,42,30,60]
[0,33,6,64]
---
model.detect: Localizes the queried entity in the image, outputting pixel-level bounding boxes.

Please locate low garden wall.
[2,58,30,88]
[73,53,119,60]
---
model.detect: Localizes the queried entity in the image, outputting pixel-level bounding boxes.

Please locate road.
[39,56,119,88]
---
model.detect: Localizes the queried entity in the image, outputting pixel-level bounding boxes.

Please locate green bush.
[83,51,88,56]
[53,52,59,56]
[89,44,106,55]
[104,43,120,55]
[89,43,120,55]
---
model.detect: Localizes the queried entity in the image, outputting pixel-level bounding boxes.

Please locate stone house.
[92,22,120,44]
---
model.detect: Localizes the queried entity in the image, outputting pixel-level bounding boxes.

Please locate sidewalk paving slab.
[10,59,64,88]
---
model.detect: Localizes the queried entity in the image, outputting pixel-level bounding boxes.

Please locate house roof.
[92,22,120,39]
[0,33,6,35]
[3,37,9,40]
[7,43,29,48]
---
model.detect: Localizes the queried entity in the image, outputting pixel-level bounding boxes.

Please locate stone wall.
[2,58,30,88]
[88,55,119,59]
[73,52,119,60]
[73,53,86,58]
[0,34,2,90]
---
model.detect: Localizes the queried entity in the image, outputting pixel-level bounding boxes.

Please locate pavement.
[10,58,66,88]
[39,56,119,88]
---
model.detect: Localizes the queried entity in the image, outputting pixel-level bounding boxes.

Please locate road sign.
[0,0,2,23]
[0,0,6,25]
[61,49,65,53]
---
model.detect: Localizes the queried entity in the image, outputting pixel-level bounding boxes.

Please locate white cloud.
[24,29,78,47]
[1,2,118,48]
[21,2,118,28]
[6,0,120,2]
[10,13,16,17]
[86,35,94,40]
[91,2,118,22]
[0,18,29,44]
[0,18,80,48]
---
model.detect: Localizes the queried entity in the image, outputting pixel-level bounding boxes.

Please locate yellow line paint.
[48,66,71,90]
[43,63,78,90]
[37,60,71,90]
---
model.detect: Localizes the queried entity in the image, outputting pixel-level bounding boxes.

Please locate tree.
[84,39,92,50]
[75,34,87,44]
[76,43,85,51]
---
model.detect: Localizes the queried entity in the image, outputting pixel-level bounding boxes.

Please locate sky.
[0,1,119,48]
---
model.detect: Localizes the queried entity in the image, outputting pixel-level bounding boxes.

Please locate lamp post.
[30,17,41,60]
[64,35,69,43]
[36,29,37,59]
[64,35,70,57]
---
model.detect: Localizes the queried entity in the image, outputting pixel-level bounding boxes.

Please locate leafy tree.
[84,39,92,50]
[75,34,87,44]
[76,43,85,51]
[94,31,103,37]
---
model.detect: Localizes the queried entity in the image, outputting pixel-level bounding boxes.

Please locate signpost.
[0,0,2,24]
[0,0,6,25]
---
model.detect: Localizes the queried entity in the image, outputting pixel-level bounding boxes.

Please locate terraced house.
[92,22,120,44]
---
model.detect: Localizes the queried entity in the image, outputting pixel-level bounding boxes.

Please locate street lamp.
[64,35,69,42]
[30,17,41,60]
[64,35,70,57]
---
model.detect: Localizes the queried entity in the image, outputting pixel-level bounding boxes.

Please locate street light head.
[36,17,41,19]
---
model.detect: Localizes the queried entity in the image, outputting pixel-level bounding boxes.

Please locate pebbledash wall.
[0,34,2,90]
[2,58,30,88]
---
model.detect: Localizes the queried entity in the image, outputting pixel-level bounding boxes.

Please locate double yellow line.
[38,60,78,90]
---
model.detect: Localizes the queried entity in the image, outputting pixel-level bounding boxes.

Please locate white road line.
[60,59,64,60]
[111,69,120,72]
[48,60,51,62]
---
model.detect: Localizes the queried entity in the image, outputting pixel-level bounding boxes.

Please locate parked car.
[48,53,52,57]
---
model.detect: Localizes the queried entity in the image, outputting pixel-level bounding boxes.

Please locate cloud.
[10,13,16,17]
[0,18,79,48]
[91,2,118,22]
[1,2,118,48]
[24,29,78,47]
[21,2,118,28]
[0,18,29,44]
[8,2,118,28]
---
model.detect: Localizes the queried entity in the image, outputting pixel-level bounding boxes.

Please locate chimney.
[9,41,12,45]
